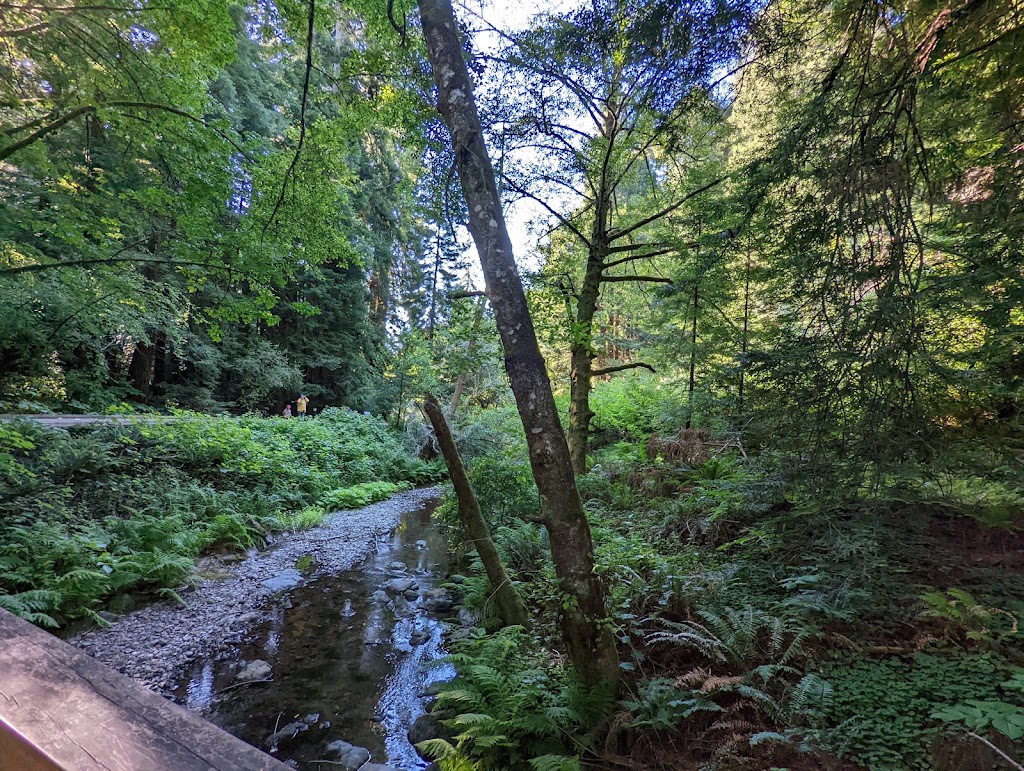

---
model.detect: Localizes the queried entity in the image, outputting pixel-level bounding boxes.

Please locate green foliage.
[649,606,812,670]
[920,587,1019,644]
[275,506,328,532]
[424,627,600,771]
[933,698,1024,741]
[621,677,724,730]
[320,481,406,510]
[819,652,1022,770]
[0,412,425,626]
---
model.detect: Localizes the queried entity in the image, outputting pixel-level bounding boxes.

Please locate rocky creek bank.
[70,488,448,769]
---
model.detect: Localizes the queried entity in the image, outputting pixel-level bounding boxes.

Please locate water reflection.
[175,499,452,769]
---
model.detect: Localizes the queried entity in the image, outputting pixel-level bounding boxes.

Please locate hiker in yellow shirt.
[296,394,309,419]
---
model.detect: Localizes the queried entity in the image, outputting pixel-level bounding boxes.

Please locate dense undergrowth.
[0,409,440,629]
[424,377,1024,771]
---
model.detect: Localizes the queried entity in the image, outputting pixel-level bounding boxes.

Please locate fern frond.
[529,754,581,771]
[701,675,744,693]
[416,738,458,760]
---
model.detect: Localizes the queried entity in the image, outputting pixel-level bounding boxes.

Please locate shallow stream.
[173,498,453,769]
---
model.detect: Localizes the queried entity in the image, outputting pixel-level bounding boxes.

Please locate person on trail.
[296,394,309,419]
[282,404,292,418]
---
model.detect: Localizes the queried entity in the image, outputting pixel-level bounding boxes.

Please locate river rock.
[388,560,407,572]
[370,589,390,603]
[410,628,431,645]
[403,589,419,601]
[415,539,428,549]
[385,577,417,595]
[360,765,406,771]
[232,611,262,627]
[106,593,137,614]
[97,611,121,624]
[324,740,371,769]
[261,568,302,593]
[236,659,272,682]
[265,721,308,748]
[422,588,454,613]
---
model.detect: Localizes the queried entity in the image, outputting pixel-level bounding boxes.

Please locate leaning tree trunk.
[417,0,620,689]
[423,394,530,628]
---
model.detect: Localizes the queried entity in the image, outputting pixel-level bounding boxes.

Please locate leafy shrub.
[0,412,428,627]
[320,481,407,510]
[819,652,1022,769]
[274,505,327,531]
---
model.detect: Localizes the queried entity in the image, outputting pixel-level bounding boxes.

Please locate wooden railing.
[0,608,289,771]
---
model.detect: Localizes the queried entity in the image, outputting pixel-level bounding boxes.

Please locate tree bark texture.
[423,394,530,629]
[417,0,619,689]
[567,249,604,475]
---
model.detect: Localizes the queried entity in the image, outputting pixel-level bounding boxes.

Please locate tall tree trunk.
[738,246,751,414]
[567,250,604,474]
[686,281,699,430]
[423,394,530,628]
[128,341,156,401]
[417,0,619,689]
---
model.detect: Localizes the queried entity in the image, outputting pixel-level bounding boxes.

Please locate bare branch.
[592,362,656,377]
[605,240,674,254]
[501,177,593,249]
[600,274,673,284]
[602,248,673,269]
[0,21,48,35]
[608,175,727,243]
[0,101,251,159]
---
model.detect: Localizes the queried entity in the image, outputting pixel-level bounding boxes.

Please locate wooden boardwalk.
[0,608,289,770]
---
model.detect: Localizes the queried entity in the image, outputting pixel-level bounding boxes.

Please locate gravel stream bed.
[71,487,440,695]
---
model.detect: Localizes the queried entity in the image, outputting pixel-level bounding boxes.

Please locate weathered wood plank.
[0,608,290,771]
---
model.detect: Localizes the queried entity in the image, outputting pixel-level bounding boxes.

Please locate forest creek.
[2,0,1024,770]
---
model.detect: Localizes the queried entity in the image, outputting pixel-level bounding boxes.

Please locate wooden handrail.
[0,608,289,771]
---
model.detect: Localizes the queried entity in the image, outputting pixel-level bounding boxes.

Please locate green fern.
[528,755,581,771]
[0,590,60,627]
[431,627,587,769]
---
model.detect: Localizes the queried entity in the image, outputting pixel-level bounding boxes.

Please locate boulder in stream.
[422,588,455,613]
[409,712,456,759]
[260,568,303,593]
[384,577,418,595]
[324,740,371,769]
[265,720,308,748]
[235,659,272,682]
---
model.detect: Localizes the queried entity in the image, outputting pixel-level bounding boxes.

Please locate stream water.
[173,498,454,769]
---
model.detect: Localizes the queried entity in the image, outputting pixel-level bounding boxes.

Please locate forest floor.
[70,487,439,695]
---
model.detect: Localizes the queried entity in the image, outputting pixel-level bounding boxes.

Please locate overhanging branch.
[601,274,673,284]
[0,101,251,160]
[261,0,315,239]
[607,175,727,243]
[602,248,673,269]
[592,362,656,377]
